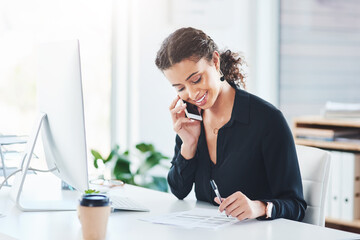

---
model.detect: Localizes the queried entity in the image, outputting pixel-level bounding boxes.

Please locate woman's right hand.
[169,95,201,159]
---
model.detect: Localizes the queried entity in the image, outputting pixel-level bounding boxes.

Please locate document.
[140,208,240,229]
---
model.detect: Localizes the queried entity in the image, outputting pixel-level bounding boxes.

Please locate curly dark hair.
[155,27,246,89]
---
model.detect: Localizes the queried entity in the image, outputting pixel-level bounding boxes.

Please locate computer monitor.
[10,40,89,211]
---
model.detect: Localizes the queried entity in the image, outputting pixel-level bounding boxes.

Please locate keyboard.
[110,195,150,212]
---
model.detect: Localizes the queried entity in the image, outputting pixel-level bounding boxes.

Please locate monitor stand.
[10,113,81,212]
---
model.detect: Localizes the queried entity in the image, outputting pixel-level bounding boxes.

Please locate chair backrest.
[296,144,331,226]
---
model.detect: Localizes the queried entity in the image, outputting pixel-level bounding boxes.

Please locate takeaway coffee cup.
[78,194,111,240]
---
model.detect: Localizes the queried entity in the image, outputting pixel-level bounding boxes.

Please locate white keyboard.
[110,195,150,212]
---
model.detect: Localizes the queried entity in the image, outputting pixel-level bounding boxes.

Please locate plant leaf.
[136,143,154,153]
[94,159,99,169]
[137,152,163,175]
[105,148,117,163]
[152,176,168,192]
[141,176,168,192]
[114,144,120,151]
[114,156,132,177]
[91,149,103,160]
[91,149,104,168]
[85,189,100,194]
[114,172,134,184]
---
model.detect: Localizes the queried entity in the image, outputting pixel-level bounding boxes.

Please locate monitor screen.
[10,40,89,211]
[37,40,89,193]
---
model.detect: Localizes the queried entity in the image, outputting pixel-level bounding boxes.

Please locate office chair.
[296,144,331,226]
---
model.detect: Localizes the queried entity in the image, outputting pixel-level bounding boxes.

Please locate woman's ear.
[212,51,221,70]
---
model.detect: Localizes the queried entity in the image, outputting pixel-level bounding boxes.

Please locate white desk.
[0,184,359,240]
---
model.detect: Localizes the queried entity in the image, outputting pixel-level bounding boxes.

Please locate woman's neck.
[206,81,235,118]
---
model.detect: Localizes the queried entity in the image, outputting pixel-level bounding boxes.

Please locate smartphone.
[182,100,202,121]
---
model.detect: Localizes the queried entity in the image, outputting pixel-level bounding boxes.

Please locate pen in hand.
[210,179,228,217]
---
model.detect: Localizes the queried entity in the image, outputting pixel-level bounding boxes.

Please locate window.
[0,0,112,174]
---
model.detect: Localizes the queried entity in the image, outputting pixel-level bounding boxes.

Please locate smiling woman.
[155,27,307,222]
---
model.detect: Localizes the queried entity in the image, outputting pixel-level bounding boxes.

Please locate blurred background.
[0,0,359,176]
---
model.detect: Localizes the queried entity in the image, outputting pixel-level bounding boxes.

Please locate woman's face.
[164,53,221,110]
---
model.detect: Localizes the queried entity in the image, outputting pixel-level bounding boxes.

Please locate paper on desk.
[140,208,240,229]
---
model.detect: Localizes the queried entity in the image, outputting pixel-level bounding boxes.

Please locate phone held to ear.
[182,100,202,121]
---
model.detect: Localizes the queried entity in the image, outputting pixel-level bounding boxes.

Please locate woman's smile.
[194,91,208,107]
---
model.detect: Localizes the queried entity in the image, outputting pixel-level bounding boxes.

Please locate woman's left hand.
[214,191,266,221]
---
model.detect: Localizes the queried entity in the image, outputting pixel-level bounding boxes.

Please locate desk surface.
[0,184,360,240]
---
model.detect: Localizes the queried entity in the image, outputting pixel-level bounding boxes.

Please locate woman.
[155,27,306,221]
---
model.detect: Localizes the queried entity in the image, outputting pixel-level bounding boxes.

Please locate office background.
[0,0,359,169]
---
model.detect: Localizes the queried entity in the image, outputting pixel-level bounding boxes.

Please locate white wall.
[250,0,280,107]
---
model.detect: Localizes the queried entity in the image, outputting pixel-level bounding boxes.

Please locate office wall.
[279,0,360,121]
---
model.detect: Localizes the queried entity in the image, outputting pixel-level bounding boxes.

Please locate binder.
[330,151,342,219]
[354,154,360,220]
[294,127,359,140]
[325,167,332,218]
[340,152,354,220]
[340,152,360,221]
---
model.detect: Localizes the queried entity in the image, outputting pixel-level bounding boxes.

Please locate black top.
[167,87,307,221]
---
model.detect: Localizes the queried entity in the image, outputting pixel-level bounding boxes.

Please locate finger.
[170,103,186,116]
[227,204,244,218]
[219,193,242,212]
[214,197,225,205]
[236,210,250,221]
[170,103,186,122]
[173,117,196,132]
[169,95,180,111]
[225,199,244,215]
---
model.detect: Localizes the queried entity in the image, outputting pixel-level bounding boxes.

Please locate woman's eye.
[193,76,202,84]
[175,76,201,92]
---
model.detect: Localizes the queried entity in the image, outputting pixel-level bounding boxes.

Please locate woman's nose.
[187,87,199,101]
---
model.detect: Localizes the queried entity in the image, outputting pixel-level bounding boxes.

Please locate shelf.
[326,218,360,234]
[326,217,360,228]
[295,139,360,152]
[293,115,360,128]
[293,115,360,152]
[293,115,360,234]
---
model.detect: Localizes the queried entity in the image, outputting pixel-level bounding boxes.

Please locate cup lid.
[80,194,110,207]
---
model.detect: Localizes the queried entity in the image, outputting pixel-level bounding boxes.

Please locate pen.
[210,179,228,217]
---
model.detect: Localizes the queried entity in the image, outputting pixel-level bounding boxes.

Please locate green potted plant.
[84,189,100,194]
[91,143,170,192]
